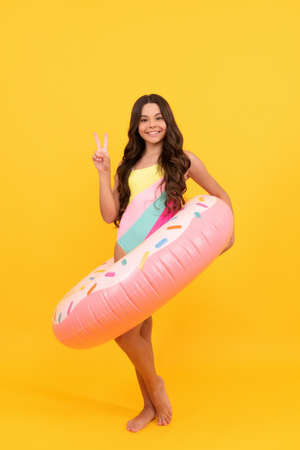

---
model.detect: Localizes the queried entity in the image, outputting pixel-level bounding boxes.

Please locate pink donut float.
[52,194,233,349]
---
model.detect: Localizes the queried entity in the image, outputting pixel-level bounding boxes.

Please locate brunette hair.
[113,93,191,229]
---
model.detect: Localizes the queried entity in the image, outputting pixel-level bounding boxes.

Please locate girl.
[92,94,235,432]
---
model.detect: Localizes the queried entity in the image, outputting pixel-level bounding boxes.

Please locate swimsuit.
[116,163,177,253]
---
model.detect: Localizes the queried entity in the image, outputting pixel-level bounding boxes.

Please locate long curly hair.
[113,93,191,229]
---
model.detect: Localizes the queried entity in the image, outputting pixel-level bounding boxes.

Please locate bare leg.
[115,321,172,429]
[135,317,155,408]
[125,317,156,432]
[114,243,172,431]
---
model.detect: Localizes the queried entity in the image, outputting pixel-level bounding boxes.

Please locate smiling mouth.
[147,131,161,135]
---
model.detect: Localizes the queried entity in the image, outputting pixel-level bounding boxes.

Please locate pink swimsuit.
[117,164,177,253]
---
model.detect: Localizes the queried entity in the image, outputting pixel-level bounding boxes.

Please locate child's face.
[138,103,167,144]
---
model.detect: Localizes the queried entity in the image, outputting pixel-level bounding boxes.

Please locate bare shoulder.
[183,150,200,163]
[183,151,227,197]
[183,150,200,179]
[183,150,206,172]
[183,150,193,159]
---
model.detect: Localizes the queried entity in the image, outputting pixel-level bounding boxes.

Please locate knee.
[114,332,129,344]
[142,316,153,330]
[114,334,136,351]
[114,334,128,349]
[114,335,124,346]
[114,324,141,345]
[114,331,128,345]
[140,316,153,340]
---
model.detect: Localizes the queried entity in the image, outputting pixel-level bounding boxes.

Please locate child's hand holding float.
[92,132,111,174]
[219,230,235,255]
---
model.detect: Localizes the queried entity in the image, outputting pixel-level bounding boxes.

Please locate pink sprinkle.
[105,272,115,277]
[196,202,208,208]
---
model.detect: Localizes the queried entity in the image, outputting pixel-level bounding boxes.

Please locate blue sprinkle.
[155,238,168,248]
[194,212,201,218]
[89,277,95,280]
[58,312,62,323]
[171,215,177,220]
[121,258,127,265]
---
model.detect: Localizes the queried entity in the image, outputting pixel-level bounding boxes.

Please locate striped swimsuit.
[116,163,177,253]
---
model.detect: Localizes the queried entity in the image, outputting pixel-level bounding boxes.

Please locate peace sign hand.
[92,132,111,174]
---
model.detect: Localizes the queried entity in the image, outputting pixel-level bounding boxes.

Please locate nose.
[149,119,159,128]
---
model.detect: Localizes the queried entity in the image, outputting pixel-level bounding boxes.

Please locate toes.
[156,406,173,425]
[157,415,168,426]
[127,424,139,432]
[127,420,137,432]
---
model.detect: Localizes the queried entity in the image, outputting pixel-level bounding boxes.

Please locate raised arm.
[92,132,118,224]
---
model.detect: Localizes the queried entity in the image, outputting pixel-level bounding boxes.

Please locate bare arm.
[111,170,120,221]
[185,150,233,210]
[184,150,235,253]
[92,133,119,224]
[98,162,121,224]
[98,171,117,224]
[184,151,228,197]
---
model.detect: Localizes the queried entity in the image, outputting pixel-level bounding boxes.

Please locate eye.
[140,117,163,122]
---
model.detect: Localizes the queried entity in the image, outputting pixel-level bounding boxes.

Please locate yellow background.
[1,1,299,448]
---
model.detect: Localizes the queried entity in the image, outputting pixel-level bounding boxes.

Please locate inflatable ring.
[52,194,233,349]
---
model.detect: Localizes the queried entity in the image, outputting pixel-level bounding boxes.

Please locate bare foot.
[126,405,156,432]
[149,375,173,426]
